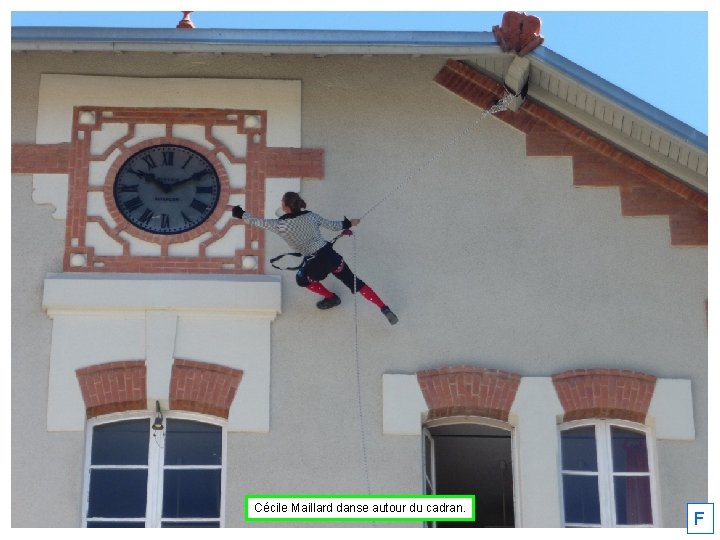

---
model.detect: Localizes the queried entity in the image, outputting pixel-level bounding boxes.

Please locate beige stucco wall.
[12,51,707,527]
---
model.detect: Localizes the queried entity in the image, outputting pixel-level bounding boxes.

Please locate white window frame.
[82,410,227,528]
[422,428,437,528]
[558,419,660,528]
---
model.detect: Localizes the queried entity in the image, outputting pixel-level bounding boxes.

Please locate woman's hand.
[350,218,361,227]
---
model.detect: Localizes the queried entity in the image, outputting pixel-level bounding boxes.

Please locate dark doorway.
[424,422,515,528]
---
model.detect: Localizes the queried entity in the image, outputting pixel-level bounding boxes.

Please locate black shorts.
[298,243,343,283]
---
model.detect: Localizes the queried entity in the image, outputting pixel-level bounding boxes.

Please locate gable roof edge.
[531,46,707,152]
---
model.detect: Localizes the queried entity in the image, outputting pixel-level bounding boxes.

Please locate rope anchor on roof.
[496,55,531,112]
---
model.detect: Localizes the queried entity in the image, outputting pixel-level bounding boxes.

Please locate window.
[559,420,656,527]
[83,412,225,527]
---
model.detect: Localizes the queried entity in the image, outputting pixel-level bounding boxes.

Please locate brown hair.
[282,192,307,213]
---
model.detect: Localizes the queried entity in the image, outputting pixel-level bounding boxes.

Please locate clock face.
[113,144,221,235]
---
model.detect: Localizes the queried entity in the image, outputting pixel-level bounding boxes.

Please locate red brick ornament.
[493,11,544,57]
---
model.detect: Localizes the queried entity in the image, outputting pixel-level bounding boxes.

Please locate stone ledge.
[42,272,282,317]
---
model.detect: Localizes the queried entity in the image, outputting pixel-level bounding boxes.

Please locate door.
[423,422,515,528]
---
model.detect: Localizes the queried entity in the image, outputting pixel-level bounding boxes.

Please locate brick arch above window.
[416,366,521,422]
[552,368,657,423]
[169,359,243,418]
[75,360,147,418]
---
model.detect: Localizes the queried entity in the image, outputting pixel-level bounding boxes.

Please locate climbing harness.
[269,229,354,271]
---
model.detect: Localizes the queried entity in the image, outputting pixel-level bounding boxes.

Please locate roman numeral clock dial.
[113,144,221,235]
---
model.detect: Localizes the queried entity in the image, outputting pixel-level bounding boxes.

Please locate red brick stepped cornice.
[522,101,707,210]
[434,59,505,112]
[434,59,707,246]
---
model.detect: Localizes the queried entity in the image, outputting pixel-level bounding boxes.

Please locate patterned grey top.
[242,210,349,256]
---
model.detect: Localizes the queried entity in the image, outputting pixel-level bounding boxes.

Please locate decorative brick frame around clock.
[12,105,323,274]
[72,106,322,274]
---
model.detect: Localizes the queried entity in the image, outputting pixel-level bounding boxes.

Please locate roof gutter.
[11,26,501,56]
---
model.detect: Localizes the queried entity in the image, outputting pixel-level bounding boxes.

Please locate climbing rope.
[270,91,515,274]
[358,91,516,220]
[351,235,372,497]
[346,92,514,505]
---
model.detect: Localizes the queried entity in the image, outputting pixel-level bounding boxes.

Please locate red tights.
[306,281,386,309]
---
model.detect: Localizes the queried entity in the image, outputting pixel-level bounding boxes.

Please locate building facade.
[11,13,707,528]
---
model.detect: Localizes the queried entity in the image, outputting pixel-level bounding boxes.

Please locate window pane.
[614,476,653,525]
[562,474,601,525]
[561,426,598,471]
[162,470,221,518]
[611,427,649,473]
[91,419,150,465]
[87,469,148,518]
[165,420,222,465]
[162,521,220,528]
[87,521,145,528]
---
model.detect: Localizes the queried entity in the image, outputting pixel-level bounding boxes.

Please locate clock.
[113,144,221,235]
[61,105,320,274]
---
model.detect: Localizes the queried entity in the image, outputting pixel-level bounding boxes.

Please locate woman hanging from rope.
[231,192,398,325]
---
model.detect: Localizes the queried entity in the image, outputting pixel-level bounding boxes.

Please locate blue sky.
[10,9,711,135]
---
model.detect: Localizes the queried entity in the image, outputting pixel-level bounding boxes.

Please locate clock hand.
[180,170,208,185]
[129,169,178,193]
[129,168,162,187]
[166,170,209,191]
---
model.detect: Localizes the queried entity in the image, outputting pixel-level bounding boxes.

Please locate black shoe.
[317,295,341,310]
[381,306,398,325]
